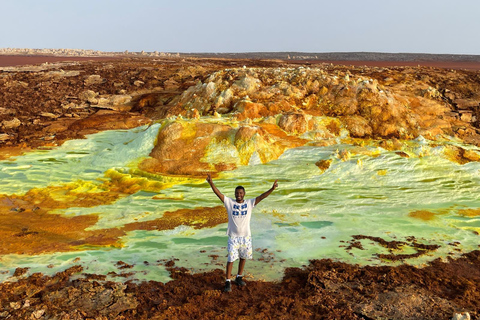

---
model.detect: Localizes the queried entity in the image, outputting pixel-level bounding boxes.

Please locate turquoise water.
[0,124,162,194]
[0,122,479,283]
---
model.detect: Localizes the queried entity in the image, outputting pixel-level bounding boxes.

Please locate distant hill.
[2,48,480,63]
[184,52,480,62]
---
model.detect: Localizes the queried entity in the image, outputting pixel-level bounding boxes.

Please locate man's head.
[235,186,246,203]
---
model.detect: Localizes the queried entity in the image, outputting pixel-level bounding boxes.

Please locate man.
[206,173,278,292]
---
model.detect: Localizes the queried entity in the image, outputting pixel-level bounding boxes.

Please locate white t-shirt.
[224,197,256,237]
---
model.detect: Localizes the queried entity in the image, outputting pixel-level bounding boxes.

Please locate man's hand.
[255,179,279,205]
[206,173,224,203]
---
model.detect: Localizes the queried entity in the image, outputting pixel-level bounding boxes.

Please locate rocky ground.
[1,55,480,319]
[0,56,287,158]
[1,55,480,155]
[0,251,478,319]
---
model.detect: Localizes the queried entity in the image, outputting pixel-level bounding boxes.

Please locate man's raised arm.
[206,173,225,203]
[255,180,278,205]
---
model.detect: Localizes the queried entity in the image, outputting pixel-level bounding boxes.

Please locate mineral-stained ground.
[0,54,480,319]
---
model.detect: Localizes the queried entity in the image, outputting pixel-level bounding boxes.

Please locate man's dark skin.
[206,173,278,282]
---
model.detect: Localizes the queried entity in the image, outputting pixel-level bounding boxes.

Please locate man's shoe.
[224,280,232,292]
[235,276,246,287]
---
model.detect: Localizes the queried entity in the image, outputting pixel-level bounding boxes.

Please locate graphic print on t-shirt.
[225,197,255,237]
[232,202,248,216]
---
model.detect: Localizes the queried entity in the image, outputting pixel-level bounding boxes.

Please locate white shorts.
[227,236,253,262]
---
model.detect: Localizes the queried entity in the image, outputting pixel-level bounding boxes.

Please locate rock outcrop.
[170,67,475,141]
[134,66,480,176]
[139,118,310,176]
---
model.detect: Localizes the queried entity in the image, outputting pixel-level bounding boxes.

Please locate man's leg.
[235,258,247,286]
[224,261,234,292]
[235,236,251,287]
[226,261,234,280]
[237,258,246,276]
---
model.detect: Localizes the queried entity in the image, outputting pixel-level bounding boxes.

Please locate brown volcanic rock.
[233,100,268,120]
[342,115,373,137]
[0,266,138,319]
[43,281,138,318]
[278,112,309,134]
[172,66,480,142]
[67,110,151,137]
[0,57,236,150]
[0,251,478,319]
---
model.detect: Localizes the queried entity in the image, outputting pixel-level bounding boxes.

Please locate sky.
[1,0,480,55]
